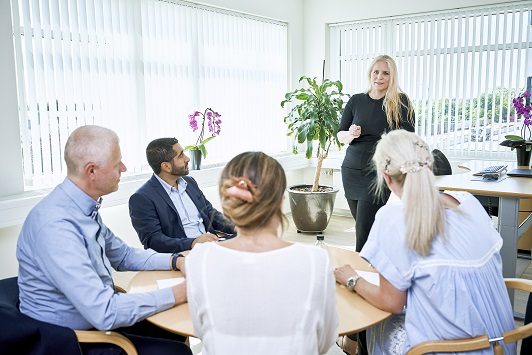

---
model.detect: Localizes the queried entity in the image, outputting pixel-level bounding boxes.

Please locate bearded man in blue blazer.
[129,137,235,253]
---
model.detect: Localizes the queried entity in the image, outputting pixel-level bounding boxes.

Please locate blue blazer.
[129,175,234,253]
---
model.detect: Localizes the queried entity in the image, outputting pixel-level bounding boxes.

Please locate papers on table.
[355,270,380,286]
[157,277,185,289]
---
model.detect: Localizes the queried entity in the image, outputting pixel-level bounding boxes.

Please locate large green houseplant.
[281,76,348,191]
[281,76,348,232]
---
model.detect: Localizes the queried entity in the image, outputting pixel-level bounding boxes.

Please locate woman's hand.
[349,124,361,138]
[337,124,361,144]
[334,264,356,286]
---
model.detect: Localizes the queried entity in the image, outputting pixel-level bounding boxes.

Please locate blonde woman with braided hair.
[335,130,515,354]
[186,151,338,355]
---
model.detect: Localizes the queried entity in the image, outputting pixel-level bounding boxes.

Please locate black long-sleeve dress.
[339,92,415,203]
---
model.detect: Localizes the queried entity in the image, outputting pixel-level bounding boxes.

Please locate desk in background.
[457,160,532,252]
[127,245,391,337]
[436,160,532,281]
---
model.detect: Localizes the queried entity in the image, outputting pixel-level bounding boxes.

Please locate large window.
[12,0,288,188]
[330,2,532,160]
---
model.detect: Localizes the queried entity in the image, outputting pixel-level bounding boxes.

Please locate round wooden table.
[127,244,391,336]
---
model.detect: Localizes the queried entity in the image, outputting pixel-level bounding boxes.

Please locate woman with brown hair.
[186,151,338,355]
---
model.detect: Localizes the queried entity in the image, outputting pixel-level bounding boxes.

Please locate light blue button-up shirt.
[154,174,206,238]
[17,178,176,330]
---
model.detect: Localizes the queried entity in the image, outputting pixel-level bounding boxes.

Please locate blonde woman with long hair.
[337,54,415,253]
[337,54,415,355]
[335,130,515,354]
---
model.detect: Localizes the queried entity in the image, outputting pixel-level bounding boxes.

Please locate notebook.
[507,169,532,178]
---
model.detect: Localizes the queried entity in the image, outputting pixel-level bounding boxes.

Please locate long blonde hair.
[367,55,415,129]
[372,130,453,256]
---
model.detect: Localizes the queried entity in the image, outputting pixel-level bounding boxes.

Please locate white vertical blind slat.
[330,3,531,160]
[14,0,288,187]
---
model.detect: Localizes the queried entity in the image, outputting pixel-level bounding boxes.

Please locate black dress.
[338,91,415,355]
[339,93,415,203]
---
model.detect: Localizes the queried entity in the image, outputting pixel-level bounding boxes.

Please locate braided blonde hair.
[373,130,455,256]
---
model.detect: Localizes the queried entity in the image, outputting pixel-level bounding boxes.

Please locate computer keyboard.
[473,165,508,176]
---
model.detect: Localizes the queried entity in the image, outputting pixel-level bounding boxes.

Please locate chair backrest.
[0,277,82,354]
[432,149,452,176]
[405,278,532,355]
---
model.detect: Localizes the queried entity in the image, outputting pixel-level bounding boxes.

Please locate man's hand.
[334,264,356,286]
[171,282,187,306]
[191,232,219,248]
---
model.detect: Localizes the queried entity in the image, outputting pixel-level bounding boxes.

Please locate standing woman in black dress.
[338,54,416,252]
[336,54,415,355]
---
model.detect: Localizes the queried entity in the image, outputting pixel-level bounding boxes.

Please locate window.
[12,0,288,188]
[330,2,532,160]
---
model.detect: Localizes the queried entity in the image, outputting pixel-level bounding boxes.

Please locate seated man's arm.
[129,192,194,253]
[24,221,177,331]
[187,177,235,235]
[210,208,236,235]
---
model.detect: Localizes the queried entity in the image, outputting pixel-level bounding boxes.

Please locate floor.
[114,214,532,355]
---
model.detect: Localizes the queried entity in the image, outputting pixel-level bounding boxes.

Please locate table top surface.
[435,160,532,198]
[127,245,391,337]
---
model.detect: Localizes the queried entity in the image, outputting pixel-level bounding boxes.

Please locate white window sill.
[0,153,311,228]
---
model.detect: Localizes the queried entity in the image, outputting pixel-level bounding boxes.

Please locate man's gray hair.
[64,125,119,176]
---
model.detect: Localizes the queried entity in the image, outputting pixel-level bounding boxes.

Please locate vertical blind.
[330,2,532,160]
[12,0,288,187]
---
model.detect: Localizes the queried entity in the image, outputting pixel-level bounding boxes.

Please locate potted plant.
[281,76,348,232]
[185,108,222,170]
[500,89,532,166]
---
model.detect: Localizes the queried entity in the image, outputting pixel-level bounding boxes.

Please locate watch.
[346,274,362,292]
[171,253,184,271]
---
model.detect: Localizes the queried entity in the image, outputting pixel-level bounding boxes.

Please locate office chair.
[431,149,452,176]
[431,149,499,216]
[405,278,532,355]
[0,277,138,355]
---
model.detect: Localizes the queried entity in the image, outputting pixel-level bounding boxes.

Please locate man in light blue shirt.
[17,125,191,354]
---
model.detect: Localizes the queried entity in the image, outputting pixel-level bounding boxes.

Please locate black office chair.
[431,149,498,216]
[0,277,138,354]
[432,149,452,176]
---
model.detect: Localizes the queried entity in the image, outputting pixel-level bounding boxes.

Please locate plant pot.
[287,184,339,233]
[515,145,532,167]
[189,149,202,170]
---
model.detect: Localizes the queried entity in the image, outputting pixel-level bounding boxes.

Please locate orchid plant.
[185,108,222,158]
[500,90,532,151]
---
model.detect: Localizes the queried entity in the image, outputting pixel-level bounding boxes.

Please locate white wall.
[0,0,24,196]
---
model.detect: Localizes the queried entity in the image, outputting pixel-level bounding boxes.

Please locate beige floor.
[114,214,532,355]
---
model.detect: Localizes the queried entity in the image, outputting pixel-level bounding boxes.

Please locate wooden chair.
[0,277,138,355]
[406,278,532,355]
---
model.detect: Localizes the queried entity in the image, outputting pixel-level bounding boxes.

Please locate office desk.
[435,161,532,280]
[127,245,391,337]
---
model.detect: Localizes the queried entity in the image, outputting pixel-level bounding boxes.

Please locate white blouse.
[186,242,338,355]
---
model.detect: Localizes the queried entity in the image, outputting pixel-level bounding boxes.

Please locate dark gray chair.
[0,277,138,355]
[432,149,452,176]
[431,149,499,216]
